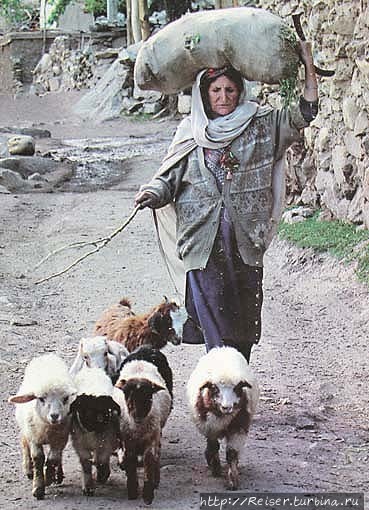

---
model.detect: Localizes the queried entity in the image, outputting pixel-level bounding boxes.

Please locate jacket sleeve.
[272,101,310,161]
[139,157,188,209]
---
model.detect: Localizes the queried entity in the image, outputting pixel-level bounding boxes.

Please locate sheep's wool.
[20,353,76,397]
[74,367,113,397]
[118,360,166,390]
[187,346,259,414]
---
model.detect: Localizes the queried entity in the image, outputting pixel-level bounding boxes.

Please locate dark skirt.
[183,208,263,361]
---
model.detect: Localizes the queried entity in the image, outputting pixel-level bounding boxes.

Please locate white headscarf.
[158,69,262,175]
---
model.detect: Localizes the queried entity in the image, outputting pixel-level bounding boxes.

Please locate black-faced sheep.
[186,346,259,490]
[94,297,187,352]
[70,367,121,496]
[69,335,129,383]
[8,354,77,499]
[113,346,172,505]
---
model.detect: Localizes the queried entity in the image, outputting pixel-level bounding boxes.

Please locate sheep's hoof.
[56,466,64,485]
[83,487,95,496]
[127,483,138,500]
[96,465,110,484]
[26,471,33,480]
[143,482,154,505]
[32,486,45,500]
[208,459,221,478]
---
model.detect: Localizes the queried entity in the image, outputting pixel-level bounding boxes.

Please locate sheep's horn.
[292,12,335,77]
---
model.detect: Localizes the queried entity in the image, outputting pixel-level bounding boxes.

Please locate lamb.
[113,346,172,505]
[69,335,129,383]
[186,346,259,490]
[70,367,121,496]
[8,353,77,500]
[94,296,188,352]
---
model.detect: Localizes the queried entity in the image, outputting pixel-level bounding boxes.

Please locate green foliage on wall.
[47,0,73,25]
[0,0,30,25]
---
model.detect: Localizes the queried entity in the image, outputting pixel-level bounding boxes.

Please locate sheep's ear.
[235,380,252,393]
[163,295,169,303]
[200,381,215,392]
[151,382,165,394]
[115,379,127,390]
[148,312,163,334]
[8,393,37,404]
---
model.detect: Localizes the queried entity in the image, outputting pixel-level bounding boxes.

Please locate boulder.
[7,135,35,156]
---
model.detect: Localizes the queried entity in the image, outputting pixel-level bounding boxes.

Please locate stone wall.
[0,30,126,95]
[259,0,369,228]
[0,32,59,94]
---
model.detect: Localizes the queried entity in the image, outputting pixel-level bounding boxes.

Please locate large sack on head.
[135,7,300,94]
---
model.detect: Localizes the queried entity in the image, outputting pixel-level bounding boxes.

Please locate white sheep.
[8,353,77,500]
[113,346,172,505]
[70,367,121,496]
[69,335,129,382]
[187,346,259,490]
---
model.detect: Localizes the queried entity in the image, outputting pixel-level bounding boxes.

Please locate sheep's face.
[35,391,74,425]
[80,337,109,372]
[200,381,251,416]
[149,304,188,346]
[116,378,164,424]
[168,306,188,345]
[71,395,120,433]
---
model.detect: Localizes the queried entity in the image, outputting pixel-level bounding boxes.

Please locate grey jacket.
[142,103,309,271]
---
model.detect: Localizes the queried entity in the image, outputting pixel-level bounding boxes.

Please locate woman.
[135,41,319,362]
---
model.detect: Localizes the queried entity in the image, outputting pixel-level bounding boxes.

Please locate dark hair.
[200,66,244,117]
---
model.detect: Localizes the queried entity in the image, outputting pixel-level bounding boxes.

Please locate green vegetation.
[278,211,369,285]
[0,0,33,26]
[47,0,73,24]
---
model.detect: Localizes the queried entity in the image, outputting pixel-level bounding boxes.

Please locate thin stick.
[35,206,141,285]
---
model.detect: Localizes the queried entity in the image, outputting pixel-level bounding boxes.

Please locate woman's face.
[207,75,240,117]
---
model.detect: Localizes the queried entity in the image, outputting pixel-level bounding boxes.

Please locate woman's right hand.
[134,190,160,209]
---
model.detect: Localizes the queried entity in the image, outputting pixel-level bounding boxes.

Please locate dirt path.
[0,92,368,510]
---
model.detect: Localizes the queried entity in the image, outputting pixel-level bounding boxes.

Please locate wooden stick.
[35,206,141,285]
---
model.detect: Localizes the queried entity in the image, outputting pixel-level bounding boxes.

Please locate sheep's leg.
[142,445,159,505]
[77,448,95,496]
[225,434,243,490]
[29,443,45,500]
[225,446,239,490]
[153,441,161,489]
[96,450,112,484]
[205,438,221,477]
[45,448,64,485]
[125,446,138,500]
[21,436,33,479]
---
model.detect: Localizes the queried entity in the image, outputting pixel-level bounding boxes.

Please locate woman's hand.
[134,190,160,209]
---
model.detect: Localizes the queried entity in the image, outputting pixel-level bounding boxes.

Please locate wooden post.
[131,0,142,43]
[126,0,133,46]
[138,0,150,41]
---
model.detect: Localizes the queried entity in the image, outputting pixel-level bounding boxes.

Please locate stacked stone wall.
[260,0,369,228]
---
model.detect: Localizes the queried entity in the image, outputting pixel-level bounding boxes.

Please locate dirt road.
[1,93,368,510]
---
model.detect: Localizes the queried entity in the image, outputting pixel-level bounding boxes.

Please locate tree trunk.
[164,1,191,22]
[131,0,142,43]
[138,0,150,41]
[126,0,133,46]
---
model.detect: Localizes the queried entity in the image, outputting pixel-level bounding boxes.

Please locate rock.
[0,168,31,192]
[142,102,162,115]
[354,111,369,136]
[0,185,11,194]
[342,97,359,130]
[282,207,315,224]
[0,156,62,178]
[344,131,362,159]
[0,127,51,138]
[7,135,35,156]
[177,94,191,114]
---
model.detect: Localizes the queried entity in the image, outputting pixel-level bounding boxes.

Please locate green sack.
[134,7,300,94]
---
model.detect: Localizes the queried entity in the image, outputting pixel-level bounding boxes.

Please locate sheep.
[70,367,121,496]
[186,346,259,490]
[113,346,172,505]
[8,353,77,500]
[69,335,129,383]
[94,296,188,352]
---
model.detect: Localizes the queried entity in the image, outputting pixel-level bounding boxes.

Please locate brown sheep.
[93,297,187,352]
